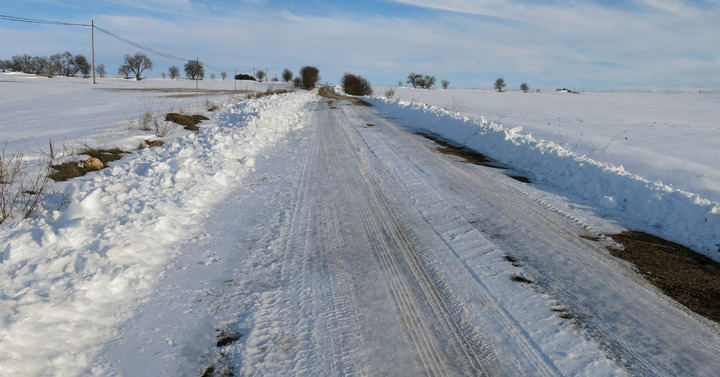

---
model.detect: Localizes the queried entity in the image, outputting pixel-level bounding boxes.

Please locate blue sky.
[1,0,719,90]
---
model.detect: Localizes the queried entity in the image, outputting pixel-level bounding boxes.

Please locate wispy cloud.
[1,0,718,89]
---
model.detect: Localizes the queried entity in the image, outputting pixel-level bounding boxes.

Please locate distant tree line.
[0,52,91,77]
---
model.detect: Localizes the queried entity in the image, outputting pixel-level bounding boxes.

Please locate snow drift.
[0,91,315,376]
[366,97,720,260]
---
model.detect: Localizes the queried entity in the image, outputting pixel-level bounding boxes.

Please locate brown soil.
[416,132,505,169]
[318,87,372,106]
[508,175,531,183]
[49,147,126,181]
[607,231,720,323]
[145,139,165,147]
[165,113,208,128]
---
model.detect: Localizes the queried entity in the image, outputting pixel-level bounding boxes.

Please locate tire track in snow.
[349,104,720,376]
[322,101,496,376]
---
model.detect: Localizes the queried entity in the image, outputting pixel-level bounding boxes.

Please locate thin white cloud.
[1,0,718,89]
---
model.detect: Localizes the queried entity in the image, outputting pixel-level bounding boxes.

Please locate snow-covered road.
[93,96,720,376]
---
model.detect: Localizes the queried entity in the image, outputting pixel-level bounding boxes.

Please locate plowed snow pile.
[0,91,315,376]
[368,89,720,259]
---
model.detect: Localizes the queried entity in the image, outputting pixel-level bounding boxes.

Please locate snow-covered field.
[369,87,720,259]
[0,72,291,158]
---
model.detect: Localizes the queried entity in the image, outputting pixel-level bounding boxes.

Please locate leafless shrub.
[0,149,51,223]
[153,119,177,137]
[384,87,395,99]
[139,111,154,131]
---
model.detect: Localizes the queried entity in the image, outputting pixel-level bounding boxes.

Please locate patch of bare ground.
[49,147,126,181]
[165,113,209,131]
[318,87,372,106]
[143,139,164,148]
[607,231,720,323]
[416,132,506,169]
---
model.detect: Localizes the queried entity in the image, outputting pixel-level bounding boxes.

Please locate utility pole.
[91,19,96,84]
[196,57,199,89]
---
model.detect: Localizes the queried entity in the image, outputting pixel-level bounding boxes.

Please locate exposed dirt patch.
[504,255,522,267]
[508,174,531,183]
[607,231,720,323]
[82,147,125,164]
[510,275,535,284]
[144,139,165,147]
[318,87,372,106]
[416,132,505,169]
[216,329,243,347]
[49,147,126,181]
[366,123,375,127]
[579,234,601,241]
[165,113,209,130]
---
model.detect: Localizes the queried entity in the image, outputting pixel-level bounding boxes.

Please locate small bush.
[234,73,256,81]
[341,73,373,96]
[139,111,153,131]
[153,120,177,137]
[0,150,50,222]
[300,66,320,90]
[384,87,395,99]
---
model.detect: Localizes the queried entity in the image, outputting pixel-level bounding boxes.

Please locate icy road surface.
[95,97,720,376]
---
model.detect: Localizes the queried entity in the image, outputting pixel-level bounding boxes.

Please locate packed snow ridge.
[0,91,316,376]
[366,96,720,259]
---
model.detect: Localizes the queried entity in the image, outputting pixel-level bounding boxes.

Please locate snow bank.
[367,97,720,259]
[0,91,315,376]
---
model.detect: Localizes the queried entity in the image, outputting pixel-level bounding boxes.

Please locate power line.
[1,14,253,75]
[0,14,90,27]
[93,25,190,62]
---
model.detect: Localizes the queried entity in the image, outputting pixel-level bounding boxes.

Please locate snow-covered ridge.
[366,97,720,259]
[0,91,316,376]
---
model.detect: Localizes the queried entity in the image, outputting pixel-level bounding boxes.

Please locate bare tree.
[118,64,131,79]
[74,55,91,77]
[97,64,106,78]
[0,60,11,72]
[422,75,436,89]
[48,54,63,75]
[161,72,167,79]
[520,83,529,93]
[256,70,266,82]
[300,66,320,90]
[495,77,506,92]
[221,72,227,80]
[59,52,75,76]
[406,72,422,88]
[184,59,204,80]
[123,53,153,80]
[209,72,216,80]
[282,68,293,82]
[168,65,180,79]
[441,80,450,89]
